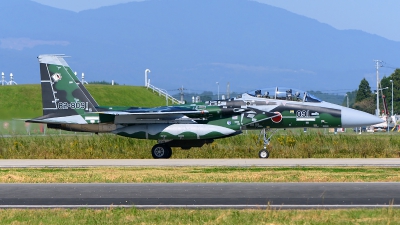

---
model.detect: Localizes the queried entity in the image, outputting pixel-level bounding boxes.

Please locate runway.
[0,158,400,168]
[1,159,399,209]
[0,183,399,209]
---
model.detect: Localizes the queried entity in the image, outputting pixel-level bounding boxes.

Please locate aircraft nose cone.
[341,107,384,127]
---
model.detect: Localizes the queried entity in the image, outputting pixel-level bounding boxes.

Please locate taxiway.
[0,183,398,209]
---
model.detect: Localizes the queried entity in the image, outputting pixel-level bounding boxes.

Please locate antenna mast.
[374,60,383,116]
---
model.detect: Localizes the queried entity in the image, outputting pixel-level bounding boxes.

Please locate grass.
[0,131,400,159]
[0,208,399,224]
[0,84,171,119]
[2,83,396,224]
[0,167,400,183]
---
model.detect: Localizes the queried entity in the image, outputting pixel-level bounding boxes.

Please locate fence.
[147,83,182,105]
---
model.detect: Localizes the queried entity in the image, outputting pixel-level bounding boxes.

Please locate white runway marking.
[0,158,399,168]
[0,205,399,209]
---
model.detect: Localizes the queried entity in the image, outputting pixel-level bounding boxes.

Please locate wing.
[97,106,209,124]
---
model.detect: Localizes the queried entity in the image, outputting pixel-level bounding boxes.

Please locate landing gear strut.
[151,144,172,159]
[258,128,279,159]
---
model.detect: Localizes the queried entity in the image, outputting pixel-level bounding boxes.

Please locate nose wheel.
[259,149,270,158]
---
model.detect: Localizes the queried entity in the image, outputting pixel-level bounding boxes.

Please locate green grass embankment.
[0,84,171,119]
[0,85,42,119]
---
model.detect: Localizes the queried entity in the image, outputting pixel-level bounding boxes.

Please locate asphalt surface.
[1,159,399,209]
[0,158,400,168]
[0,183,399,209]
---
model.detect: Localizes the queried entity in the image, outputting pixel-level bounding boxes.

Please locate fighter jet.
[27,55,383,159]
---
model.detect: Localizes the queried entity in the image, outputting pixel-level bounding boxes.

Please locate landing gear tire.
[259,149,270,159]
[151,144,172,159]
[164,146,172,159]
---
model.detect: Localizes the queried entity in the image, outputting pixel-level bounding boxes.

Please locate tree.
[380,75,392,115]
[88,80,119,85]
[353,78,375,113]
[355,78,372,102]
[342,90,357,108]
[353,97,375,114]
[381,69,400,114]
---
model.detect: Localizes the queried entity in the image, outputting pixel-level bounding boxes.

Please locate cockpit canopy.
[246,87,322,103]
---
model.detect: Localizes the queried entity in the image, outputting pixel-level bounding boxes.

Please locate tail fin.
[30,54,98,124]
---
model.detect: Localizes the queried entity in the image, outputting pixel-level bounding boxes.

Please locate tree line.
[342,69,400,115]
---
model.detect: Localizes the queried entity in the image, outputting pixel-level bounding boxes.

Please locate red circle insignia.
[271,112,282,123]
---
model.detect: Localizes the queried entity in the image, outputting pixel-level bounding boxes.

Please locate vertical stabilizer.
[37,54,98,124]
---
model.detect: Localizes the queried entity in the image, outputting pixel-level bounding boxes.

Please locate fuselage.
[52,87,383,141]
[31,54,385,158]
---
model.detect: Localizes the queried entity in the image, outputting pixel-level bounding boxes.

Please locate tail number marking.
[58,102,88,110]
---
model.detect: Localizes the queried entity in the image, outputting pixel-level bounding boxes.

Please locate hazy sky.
[32,0,400,42]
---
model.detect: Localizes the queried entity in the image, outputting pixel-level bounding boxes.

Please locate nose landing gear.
[258,128,279,158]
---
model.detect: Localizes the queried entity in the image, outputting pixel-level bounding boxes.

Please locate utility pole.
[216,82,219,100]
[178,86,186,103]
[390,80,394,116]
[227,82,230,99]
[374,60,383,116]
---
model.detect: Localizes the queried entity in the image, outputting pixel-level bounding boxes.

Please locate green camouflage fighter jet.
[27,55,383,159]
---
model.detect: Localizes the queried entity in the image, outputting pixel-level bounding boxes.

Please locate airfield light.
[145,69,151,87]
[1,72,5,86]
[81,73,88,85]
[8,73,17,85]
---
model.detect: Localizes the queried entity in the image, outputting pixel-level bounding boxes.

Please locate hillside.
[0,85,172,119]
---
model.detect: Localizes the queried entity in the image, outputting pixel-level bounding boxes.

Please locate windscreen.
[246,87,322,103]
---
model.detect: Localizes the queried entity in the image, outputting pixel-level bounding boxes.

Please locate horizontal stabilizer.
[26,114,88,124]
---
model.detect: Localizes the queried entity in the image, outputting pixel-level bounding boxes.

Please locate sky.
[32,0,400,42]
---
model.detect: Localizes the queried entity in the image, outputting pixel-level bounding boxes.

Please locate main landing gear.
[258,128,279,159]
[151,144,172,159]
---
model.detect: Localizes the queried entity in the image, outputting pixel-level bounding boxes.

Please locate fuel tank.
[113,124,237,140]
